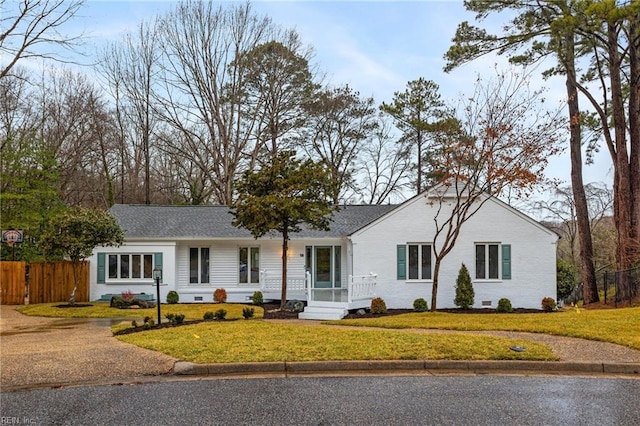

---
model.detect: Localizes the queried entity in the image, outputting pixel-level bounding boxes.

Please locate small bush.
[370,297,387,314]
[454,263,474,309]
[214,309,227,320]
[251,291,264,305]
[213,288,227,303]
[496,298,513,313]
[110,296,126,309]
[131,320,138,328]
[413,298,428,312]
[203,311,214,320]
[141,317,154,329]
[242,307,255,319]
[541,297,557,312]
[166,290,179,304]
[166,313,185,325]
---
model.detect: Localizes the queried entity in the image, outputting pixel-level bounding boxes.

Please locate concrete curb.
[173,360,640,377]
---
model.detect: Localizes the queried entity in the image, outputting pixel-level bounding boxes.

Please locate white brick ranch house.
[89,189,558,319]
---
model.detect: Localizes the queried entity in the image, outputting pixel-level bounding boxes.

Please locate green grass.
[325,306,640,351]
[18,302,639,364]
[115,321,556,363]
[16,302,263,320]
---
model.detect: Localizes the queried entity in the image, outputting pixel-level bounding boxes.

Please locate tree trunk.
[608,20,635,300]
[416,128,423,195]
[430,257,441,312]
[629,11,640,242]
[144,132,151,205]
[563,33,598,304]
[280,228,288,310]
[71,260,80,305]
[626,11,640,301]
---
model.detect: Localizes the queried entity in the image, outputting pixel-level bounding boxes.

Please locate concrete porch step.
[299,305,349,321]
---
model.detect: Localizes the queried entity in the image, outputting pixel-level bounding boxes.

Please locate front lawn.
[16,302,263,320]
[326,306,640,351]
[115,321,556,363]
[17,302,638,364]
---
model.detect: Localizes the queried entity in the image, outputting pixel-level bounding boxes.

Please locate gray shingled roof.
[109,204,397,240]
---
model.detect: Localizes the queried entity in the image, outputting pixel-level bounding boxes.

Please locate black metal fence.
[602,265,640,306]
[563,265,640,306]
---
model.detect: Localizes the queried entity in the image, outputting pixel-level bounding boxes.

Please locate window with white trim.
[409,243,432,280]
[108,254,153,280]
[239,247,260,284]
[396,243,432,280]
[475,243,500,279]
[189,247,210,284]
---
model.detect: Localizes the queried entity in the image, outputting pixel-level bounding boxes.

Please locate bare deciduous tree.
[99,20,161,205]
[152,0,277,204]
[0,0,85,79]
[354,117,411,205]
[32,68,115,207]
[426,70,565,311]
[297,85,378,203]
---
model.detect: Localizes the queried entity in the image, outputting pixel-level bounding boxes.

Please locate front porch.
[260,271,377,320]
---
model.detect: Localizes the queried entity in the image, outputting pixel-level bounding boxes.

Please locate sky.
[8,0,614,198]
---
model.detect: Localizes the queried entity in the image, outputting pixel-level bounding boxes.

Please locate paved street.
[2,375,640,425]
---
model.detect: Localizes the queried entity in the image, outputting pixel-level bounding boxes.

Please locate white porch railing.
[260,270,310,295]
[259,270,377,306]
[348,273,377,303]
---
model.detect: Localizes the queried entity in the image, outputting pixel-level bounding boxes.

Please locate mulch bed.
[113,318,243,335]
[262,303,302,320]
[342,307,545,319]
[112,304,550,334]
[436,307,545,314]
[55,304,94,308]
[262,303,546,320]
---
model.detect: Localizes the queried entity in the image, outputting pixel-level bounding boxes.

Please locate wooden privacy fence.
[0,261,26,304]
[0,261,89,305]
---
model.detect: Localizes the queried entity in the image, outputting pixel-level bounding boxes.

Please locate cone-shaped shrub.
[454,263,474,309]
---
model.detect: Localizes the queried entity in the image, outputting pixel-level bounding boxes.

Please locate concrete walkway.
[1,306,639,392]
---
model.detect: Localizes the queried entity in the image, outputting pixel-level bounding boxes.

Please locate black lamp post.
[153,266,162,326]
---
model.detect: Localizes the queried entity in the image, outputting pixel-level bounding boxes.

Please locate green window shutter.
[397,245,406,280]
[97,253,105,283]
[155,253,163,282]
[502,244,511,280]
